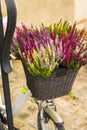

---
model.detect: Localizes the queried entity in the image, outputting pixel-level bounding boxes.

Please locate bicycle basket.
[22,62,79,100]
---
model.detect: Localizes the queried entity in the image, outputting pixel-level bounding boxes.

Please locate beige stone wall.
[75,0,87,29]
[75,0,87,21]
[15,0,75,26]
[2,0,87,28]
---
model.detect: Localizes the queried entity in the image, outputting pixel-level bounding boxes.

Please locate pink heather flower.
[11,21,87,75]
[60,23,87,69]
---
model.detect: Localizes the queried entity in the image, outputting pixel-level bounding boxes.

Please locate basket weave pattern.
[23,63,78,100]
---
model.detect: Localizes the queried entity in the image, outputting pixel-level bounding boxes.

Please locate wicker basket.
[22,62,79,100]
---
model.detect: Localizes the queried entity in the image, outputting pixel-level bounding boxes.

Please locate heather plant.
[48,19,72,38]
[11,20,87,78]
[60,23,87,69]
[47,20,87,69]
[11,24,63,77]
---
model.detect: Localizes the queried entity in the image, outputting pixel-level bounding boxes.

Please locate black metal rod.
[1,66,14,130]
[0,0,17,129]
[2,0,17,73]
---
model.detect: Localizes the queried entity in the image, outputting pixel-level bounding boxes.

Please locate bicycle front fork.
[37,100,65,130]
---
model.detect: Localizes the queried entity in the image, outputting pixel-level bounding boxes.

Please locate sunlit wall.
[15,0,75,26]
[2,0,87,27]
[75,0,87,21]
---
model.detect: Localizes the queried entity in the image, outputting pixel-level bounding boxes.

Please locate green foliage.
[48,19,72,37]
